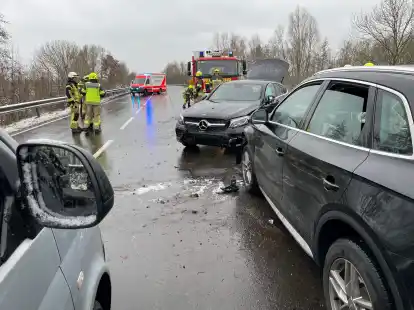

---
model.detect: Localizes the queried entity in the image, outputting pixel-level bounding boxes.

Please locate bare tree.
[267,25,287,59]
[314,38,331,71]
[34,40,80,93]
[0,13,9,46]
[0,12,135,126]
[286,6,320,83]
[248,34,264,59]
[354,0,414,64]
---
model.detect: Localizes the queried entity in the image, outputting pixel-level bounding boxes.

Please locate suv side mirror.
[265,95,275,104]
[16,140,114,229]
[251,108,268,124]
[187,62,191,76]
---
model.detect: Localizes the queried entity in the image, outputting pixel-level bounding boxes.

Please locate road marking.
[93,140,114,158]
[135,95,152,115]
[120,117,134,130]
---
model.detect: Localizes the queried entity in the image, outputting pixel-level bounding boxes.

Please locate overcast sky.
[1,0,379,72]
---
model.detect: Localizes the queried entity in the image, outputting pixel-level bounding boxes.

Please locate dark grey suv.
[242,65,414,310]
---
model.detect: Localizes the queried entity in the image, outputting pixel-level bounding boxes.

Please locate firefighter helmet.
[68,72,79,79]
[89,72,98,80]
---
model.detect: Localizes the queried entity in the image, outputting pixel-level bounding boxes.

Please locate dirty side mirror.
[264,95,275,105]
[16,140,114,229]
[251,108,268,124]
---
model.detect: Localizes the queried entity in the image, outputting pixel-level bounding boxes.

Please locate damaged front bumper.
[175,123,247,149]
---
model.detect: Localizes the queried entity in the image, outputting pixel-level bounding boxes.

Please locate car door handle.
[275,148,284,156]
[323,177,339,191]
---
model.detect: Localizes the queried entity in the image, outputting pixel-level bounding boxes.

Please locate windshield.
[197,60,238,76]
[209,83,263,101]
[133,77,146,84]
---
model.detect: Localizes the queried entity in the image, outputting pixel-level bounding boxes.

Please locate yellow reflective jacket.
[81,80,106,105]
[211,76,223,89]
[65,81,80,104]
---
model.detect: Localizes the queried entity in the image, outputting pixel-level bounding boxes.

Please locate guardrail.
[0,87,129,116]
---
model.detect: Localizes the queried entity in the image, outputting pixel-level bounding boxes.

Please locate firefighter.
[211,68,223,89]
[78,75,89,120]
[182,84,194,109]
[81,72,106,133]
[194,71,204,103]
[204,79,212,93]
[364,62,374,66]
[65,72,82,133]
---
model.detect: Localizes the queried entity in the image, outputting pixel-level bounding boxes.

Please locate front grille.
[184,117,227,125]
[187,125,224,133]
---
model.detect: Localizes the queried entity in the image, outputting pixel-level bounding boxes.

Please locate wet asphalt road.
[13,86,325,310]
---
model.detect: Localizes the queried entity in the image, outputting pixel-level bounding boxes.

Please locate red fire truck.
[187,50,247,92]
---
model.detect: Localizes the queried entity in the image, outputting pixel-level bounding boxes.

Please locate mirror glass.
[19,145,98,226]
[252,109,268,122]
[266,95,275,103]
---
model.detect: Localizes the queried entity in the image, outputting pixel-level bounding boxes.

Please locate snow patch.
[134,183,170,195]
[6,109,69,135]
[186,178,215,196]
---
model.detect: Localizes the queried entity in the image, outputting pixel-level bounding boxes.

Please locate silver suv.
[0,131,114,310]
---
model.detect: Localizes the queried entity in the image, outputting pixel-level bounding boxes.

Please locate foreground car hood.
[183,100,260,119]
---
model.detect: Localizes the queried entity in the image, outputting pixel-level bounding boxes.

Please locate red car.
[130,73,167,96]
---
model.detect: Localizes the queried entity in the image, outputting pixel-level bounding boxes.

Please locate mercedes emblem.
[198,120,209,130]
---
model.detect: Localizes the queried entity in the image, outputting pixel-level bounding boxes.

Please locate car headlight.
[178,114,184,125]
[229,116,249,128]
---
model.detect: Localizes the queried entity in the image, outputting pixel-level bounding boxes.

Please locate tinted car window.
[273,84,282,95]
[271,83,322,128]
[374,90,413,155]
[307,82,368,146]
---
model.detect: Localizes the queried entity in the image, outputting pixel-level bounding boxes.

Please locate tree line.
[163,0,414,87]
[0,13,137,125]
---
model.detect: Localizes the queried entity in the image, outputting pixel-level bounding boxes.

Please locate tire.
[143,89,148,97]
[323,238,392,310]
[181,141,196,147]
[241,147,260,195]
[93,300,104,310]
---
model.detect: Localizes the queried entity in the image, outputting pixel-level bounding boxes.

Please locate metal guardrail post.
[0,87,129,116]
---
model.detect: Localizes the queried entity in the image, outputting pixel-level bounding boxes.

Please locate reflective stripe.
[85,82,101,103]
[67,83,80,102]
